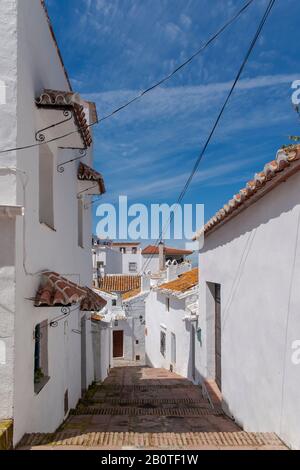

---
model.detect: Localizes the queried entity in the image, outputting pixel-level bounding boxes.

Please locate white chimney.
[158,241,165,272]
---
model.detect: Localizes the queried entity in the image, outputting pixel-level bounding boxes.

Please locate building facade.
[145,268,199,381]
[195,145,300,449]
[0,0,106,446]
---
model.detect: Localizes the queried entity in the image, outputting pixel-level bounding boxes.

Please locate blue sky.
[46,0,300,244]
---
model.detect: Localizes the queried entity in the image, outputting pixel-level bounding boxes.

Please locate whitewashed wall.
[198,170,300,450]
[141,255,160,274]
[0,0,18,427]
[121,294,147,363]
[121,253,142,274]
[0,0,95,445]
[92,320,112,383]
[145,289,200,381]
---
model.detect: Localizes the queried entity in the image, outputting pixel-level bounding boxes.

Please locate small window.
[34,321,50,394]
[112,299,117,307]
[160,330,166,358]
[166,297,170,312]
[129,262,137,273]
[78,198,84,248]
[120,247,126,254]
[136,340,139,345]
[136,355,140,361]
[132,247,137,254]
[97,261,104,269]
[39,145,54,229]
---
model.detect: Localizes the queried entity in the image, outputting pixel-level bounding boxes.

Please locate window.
[166,297,170,312]
[129,262,137,273]
[78,198,84,248]
[120,247,126,254]
[97,261,104,269]
[132,247,137,254]
[112,299,117,307]
[160,330,166,358]
[34,321,50,394]
[39,144,54,229]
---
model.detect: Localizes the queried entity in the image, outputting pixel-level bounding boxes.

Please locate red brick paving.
[17,367,288,450]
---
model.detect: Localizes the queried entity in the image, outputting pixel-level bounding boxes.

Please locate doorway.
[81,316,87,393]
[113,330,124,358]
[171,332,176,366]
[214,284,222,391]
[191,324,196,380]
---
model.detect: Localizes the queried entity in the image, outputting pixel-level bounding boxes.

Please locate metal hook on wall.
[57,148,87,173]
[35,109,74,143]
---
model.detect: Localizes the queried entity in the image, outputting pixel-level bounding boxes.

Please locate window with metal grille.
[160,330,166,358]
[129,262,137,272]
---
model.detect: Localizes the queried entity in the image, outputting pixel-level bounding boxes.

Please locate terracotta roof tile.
[142,245,193,256]
[35,89,95,148]
[194,145,300,238]
[122,288,142,301]
[78,162,106,194]
[157,268,199,294]
[80,287,107,312]
[35,272,86,307]
[98,275,141,293]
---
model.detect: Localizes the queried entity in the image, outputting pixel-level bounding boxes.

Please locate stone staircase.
[17,368,288,450]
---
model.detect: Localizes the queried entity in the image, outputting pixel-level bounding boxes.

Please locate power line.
[0,0,256,156]
[140,0,276,275]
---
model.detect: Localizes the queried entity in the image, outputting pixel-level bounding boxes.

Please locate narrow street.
[18,367,287,450]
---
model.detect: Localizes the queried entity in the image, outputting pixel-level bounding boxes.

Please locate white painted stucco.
[198,170,300,450]
[92,319,112,383]
[0,0,97,445]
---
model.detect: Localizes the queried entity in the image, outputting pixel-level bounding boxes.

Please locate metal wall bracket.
[57,148,87,173]
[35,109,73,143]
[50,305,79,328]
[77,184,99,199]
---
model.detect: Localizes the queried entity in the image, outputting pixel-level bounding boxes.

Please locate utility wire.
[0,0,256,156]
[140,0,276,275]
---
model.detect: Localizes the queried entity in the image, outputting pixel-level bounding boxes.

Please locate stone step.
[83,397,211,407]
[94,383,196,391]
[70,407,224,417]
[17,431,287,450]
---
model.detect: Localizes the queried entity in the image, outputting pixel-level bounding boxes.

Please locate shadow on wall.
[202,177,300,252]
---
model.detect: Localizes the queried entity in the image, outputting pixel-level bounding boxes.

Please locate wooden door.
[215,284,222,391]
[113,330,124,358]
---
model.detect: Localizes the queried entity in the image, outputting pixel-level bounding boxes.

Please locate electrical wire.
[0,0,256,156]
[139,0,276,276]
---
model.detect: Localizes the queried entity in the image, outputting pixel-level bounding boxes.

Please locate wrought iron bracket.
[77,184,99,199]
[57,148,87,173]
[50,305,79,328]
[35,109,74,143]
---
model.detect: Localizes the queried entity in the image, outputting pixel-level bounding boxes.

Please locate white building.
[95,274,150,364]
[194,145,300,449]
[92,240,142,277]
[92,239,193,280]
[0,0,106,446]
[141,243,194,274]
[145,268,199,381]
